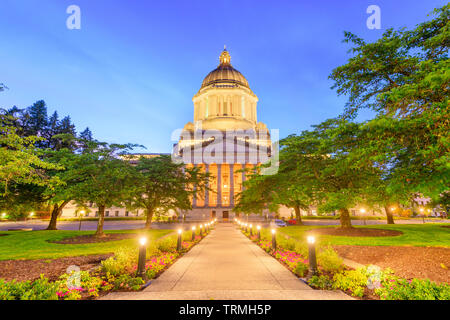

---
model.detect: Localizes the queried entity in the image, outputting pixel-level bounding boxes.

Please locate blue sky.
[0,0,446,152]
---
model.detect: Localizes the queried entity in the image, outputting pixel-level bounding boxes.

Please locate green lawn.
[0,229,172,260]
[278,224,450,247]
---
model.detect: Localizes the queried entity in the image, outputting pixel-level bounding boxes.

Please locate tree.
[62,141,136,236]
[280,119,379,228]
[0,112,62,196]
[127,155,209,228]
[329,4,450,204]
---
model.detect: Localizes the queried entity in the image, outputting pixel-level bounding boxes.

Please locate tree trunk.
[339,208,352,228]
[384,205,395,224]
[293,205,303,225]
[46,200,70,230]
[95,205,106,237]
[145,207,154,229]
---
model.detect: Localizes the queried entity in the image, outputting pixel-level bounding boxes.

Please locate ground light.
[1,213,6,218]
[191,226,196,241]
[271,229,276,250]
[257,225,261,241]
[249,224,253,236]
[177,229,182,251]
[200,224,203,236]
[307,235,318,276]
[137,237,147,279]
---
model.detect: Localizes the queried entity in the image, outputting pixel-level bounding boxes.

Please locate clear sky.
[0,0,446,153]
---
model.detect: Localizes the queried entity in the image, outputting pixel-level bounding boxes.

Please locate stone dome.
[200,48,249,89]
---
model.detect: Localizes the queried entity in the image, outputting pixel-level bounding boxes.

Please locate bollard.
[271,229,277,250]
[307,236,318,276]
[191,226,196,241]
[249,224,253,236]
[177,229,182,251]
[257,225,261,241]
[137,237,147,279]
[200,224,203,237]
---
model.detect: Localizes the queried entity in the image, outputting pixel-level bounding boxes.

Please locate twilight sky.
[0,0,446,153]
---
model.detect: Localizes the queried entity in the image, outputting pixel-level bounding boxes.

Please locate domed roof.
[201,48,249,89]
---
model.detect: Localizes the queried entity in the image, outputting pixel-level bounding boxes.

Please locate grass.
[0,229,172,260]
[278,224,450,247]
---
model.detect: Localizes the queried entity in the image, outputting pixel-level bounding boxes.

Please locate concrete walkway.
[102,224,352,300]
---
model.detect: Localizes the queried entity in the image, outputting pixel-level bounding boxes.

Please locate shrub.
[317,247,344,273]
[376,278,450,300]
[101,247,137,276]
[332,268,368,297]
[294,262,308,277]
[294,241,308,258]
[278,237,296,251]
[308,274,333,290]
[0,275,59,300]
[156,236,177,252]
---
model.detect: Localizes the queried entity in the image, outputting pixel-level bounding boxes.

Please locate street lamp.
[177,229,182,251]
[307,235,318,276]
[257,225,261,241]
[200,224,203,236]
[249,224,253,236]
[137,237,147,279]
[360,208,366,225]
[271,229,276,251]
[191,226,196,241]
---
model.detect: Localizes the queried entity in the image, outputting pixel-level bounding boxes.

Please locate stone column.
[205,164,209,207]
[217,164,222,207]
[230,164,234,206]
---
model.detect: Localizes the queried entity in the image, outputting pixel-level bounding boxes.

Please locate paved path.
[102,224,352,300]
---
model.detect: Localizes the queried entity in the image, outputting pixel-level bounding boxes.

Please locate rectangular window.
[125,211,129,217]
[115,211,119,217]
[105,211,109,217]
[95,211,98,217]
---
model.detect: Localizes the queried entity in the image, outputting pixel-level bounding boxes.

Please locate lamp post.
[307,235,318,276]
[249,224,253,236]
[271,229,276,251]
[78,210,85,231]
[200,224,203,237]
[191,226,196,241]
[177,229,182,251]
[257,225,261,241]
[360,208,366,225]
[419,207,425,223]
[137,237,147,279]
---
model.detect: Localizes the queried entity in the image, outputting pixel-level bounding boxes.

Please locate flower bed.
[0,228,210,300]
[240,226,450,300]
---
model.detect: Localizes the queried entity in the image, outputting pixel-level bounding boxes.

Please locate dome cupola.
[200,47,250,89]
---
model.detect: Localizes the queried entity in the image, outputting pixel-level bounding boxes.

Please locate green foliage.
[332,268,368,297]
[126,155,209,226]
[317,246,344,273]
[294,241,308,258]
[294,262,308,277]
[101,247,137,276]
[308,274,333,290]
[376,277,450,300]
[156,236,177,253]
[0,275,59,300]
[278,236,297,251]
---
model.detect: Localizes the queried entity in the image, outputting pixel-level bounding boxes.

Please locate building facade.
[172,48,274,221]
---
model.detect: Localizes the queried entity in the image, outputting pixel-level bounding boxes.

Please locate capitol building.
[61,48,276,221]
